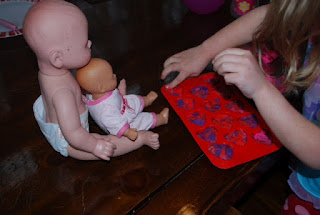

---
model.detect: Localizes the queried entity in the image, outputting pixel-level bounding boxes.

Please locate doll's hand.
[161,45,211,88]
[118,79,127,95]
[124,128,138,141]
[92,137,116,160]
[212,48,270,100]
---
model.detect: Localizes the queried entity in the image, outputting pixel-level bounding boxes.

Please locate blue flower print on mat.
[176,98,195,110]
[208,143,233,160]
[238,114,259,128]
[167,85,184,97]
[212,114,233,129]
[190,86,209,99]
[225,100,245,113]
[197,126,217,144]
[202,98,221,113]
[188,112,206,126]
[225,129,247,146]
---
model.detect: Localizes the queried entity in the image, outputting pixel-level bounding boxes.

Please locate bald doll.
[24,0,161,160]
[77,58,169,141]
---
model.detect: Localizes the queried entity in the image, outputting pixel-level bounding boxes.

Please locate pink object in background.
[233,0,256,16]
[0,19,17,31]
[182,0,226,15]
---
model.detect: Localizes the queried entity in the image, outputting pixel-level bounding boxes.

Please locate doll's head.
[77,58,118,99]
[23,0,92,74]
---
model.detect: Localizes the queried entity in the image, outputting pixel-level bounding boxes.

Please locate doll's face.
[60,13,92,69]
[100,68,118,92]
[77,58,118,95]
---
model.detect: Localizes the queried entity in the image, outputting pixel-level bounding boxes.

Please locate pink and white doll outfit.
[33,96,89,157]
[84,89,157,137]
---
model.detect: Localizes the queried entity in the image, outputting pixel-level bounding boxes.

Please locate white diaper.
[33,96,89,157]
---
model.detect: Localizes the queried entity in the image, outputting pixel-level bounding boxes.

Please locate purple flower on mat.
[197,126,217,144]
[190,86,209,99]
[208,143,233,160]
[188,112,206,126]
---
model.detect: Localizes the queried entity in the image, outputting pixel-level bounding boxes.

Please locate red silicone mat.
[161,72,282,169]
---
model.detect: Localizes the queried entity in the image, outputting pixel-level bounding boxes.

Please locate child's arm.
[53,88,116,160]
[161,4,269,88]
[213,48,320,169]
[253,80,320,170]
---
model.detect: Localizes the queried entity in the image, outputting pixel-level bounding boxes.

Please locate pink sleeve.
[116,123,130,137]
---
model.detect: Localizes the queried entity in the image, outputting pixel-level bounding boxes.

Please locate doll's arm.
[123,128,138,141]
[118,79,127,95]
[53,89,116,160]
[99,106,132,137]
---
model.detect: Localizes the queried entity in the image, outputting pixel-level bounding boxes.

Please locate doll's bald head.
[77,58,118,99]
[23,0,90,71]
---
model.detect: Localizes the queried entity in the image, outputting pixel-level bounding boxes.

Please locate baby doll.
[76,58,169,141]
[23,0,161,160]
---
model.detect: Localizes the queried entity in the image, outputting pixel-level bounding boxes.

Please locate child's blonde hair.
[253,0,320,94]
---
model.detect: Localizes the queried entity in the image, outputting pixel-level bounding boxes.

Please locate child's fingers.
[163,55,180,68]
[165,72,189,89]
[215,62,242,76]
[213,48,251,70]
[213,54,245,75]
[161,62,181,80]
[214,48,249,61]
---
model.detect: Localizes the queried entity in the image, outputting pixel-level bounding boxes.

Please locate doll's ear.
[49,50,63,69]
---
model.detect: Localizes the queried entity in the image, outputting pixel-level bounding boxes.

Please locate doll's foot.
[138,130,160,150]
[156,107,169,126]
[144,91,158,107]
[118,79,127,95]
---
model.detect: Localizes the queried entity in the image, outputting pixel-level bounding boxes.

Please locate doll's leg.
[143,91,158,107]
[111,130,160,155]
[67,145,100,160]
[67,131,159,160]
[155,107,169,126]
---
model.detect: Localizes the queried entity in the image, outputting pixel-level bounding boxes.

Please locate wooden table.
[0,0,279,214]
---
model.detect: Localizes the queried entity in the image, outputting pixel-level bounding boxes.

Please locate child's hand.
[161,45,211,88]
[92,136,117,160]
[212,48,270,99]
